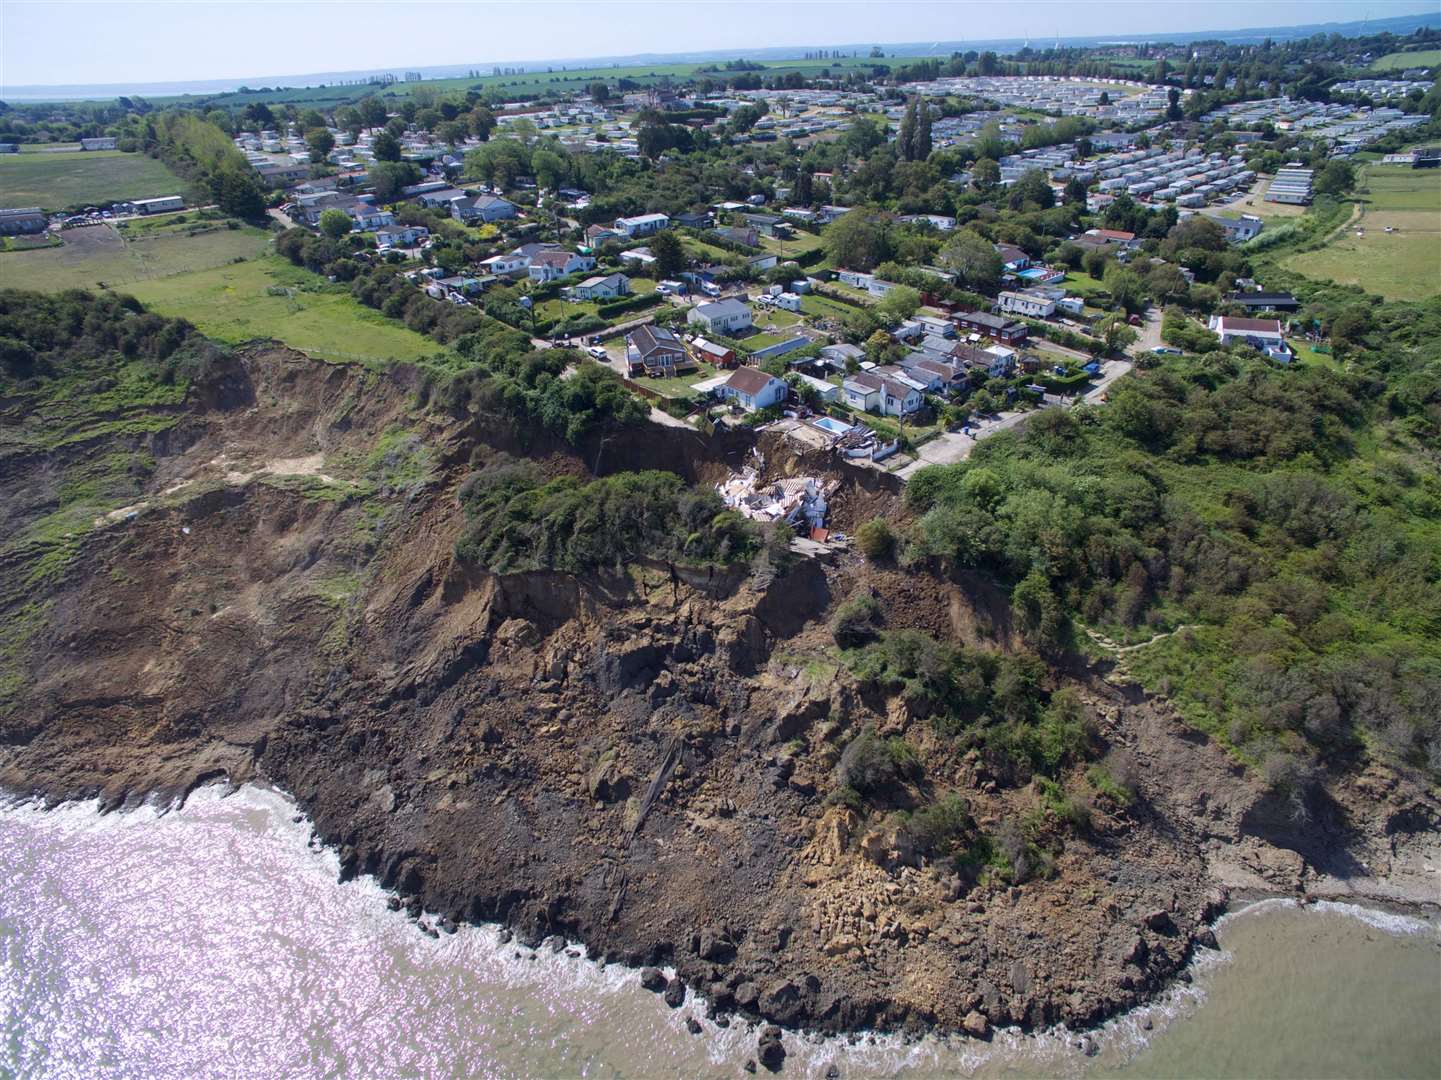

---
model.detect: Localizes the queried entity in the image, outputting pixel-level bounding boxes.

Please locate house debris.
[717,465,839,533]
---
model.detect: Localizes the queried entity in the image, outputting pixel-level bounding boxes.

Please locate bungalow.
[901,355,968,393]
[954,310,1028,345]
[718,367,789,412]
[995,243,1031,272]
[739,212,784,236]
[793,371,840,403]
[527,249,595,283]
[816,205,849,224]
[818,343,864,372]
[844,371,923,417]
[615,212,669,237]
[886,359,945,393]
[131,195,186,216]
[627,324,693,377]
[1086,228,1138,248]
[416,187,469,209]
[690,337,736,368]
[347,203,394,231]
[1208,315,1287,353]
[997,290,1056,318]
[781,207,818,224]
[374,224,430,248]
[571,272,631,301]
[688,297,752,335]
[451,194,517,223]
[436,275,485,297]
[899,213,956,231]
[672,210,711,229]
[80,136,117,151]
[749,253,779,272]
[584,223,623,246]
[714,225,760,248]
[1224,290,1299,313]
[1204,213,1263,243]
[255,162,310,188]
[953,342,1015,379]
[479,251,532,276]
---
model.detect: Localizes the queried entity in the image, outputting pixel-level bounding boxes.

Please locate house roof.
[530,250,579,268]
[691,337,732,359]
[629,324,684,357]
[995,243,1029,263]
[1216,316,1283,334]
[578,272,627,288]
[1093,228,1136,241]
[725,367,781,397]
[694,298,749,320]
[956,310,1021,332]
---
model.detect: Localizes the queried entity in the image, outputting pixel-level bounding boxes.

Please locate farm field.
[1369,48,1441,71]
[1284,166,1441,301]
[7,219,271,292]
[0,149,186,210]
[123,256,438,368]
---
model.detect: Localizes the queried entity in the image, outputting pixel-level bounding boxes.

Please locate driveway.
[1130,308,1163,356]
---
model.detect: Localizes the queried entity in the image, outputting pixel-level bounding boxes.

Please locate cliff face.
[2,346,1436,1036]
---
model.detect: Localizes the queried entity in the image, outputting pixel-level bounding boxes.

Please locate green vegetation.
[0,149,185,211]
[124,257,438,368]
[454,458,760,573]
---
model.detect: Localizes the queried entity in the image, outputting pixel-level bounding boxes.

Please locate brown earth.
[1,344,1436,1039]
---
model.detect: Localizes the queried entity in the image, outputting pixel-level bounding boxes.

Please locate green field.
[1284,166,1441,302]
[0,149,187,211]
[8,219,272,292]
[1368,48,1441,71]
[123,256,438,368]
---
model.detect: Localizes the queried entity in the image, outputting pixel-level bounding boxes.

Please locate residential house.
[739,212,784,236]
[0,208,47,235]
[1204,213,1263,243]
[80,137,118,151]
[614,212,669,237]
[570,272,631,301]
[690,337,737,368]
[953,342,1015,379]
[374,224,430,248]
[416,187,470,209]
[719,367,789,412]
[793,371,840,403]
[1086,228,1138,248]
[619,246,657,268]
[749,253,778,272]
[900,355,969,393]
[818,343,863,372]
[584,223,623,246]
[998,290,1056,318]
[995,243,1031,272]
[131,195,186,216]
[899,213,956,231]
[527,249,595,283]
[451,194,518,223]
[688,298,752,336]
[954,310,1028,345]
[843,371,923,417]
[347,203,394,231]
[1224,290,1300,312]
[626,324,693,377]
[479,251,532,276]
[435,275,485,297]
[672,210,712,229]
[254,162,310,188]
[1208,315,1288,356]
[714,225,760,248]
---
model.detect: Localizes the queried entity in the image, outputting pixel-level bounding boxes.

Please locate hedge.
[597,293,664,319]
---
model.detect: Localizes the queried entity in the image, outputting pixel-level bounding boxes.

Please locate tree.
[371,130,401,162]
[914,98,933,161]
[1314,159,1355,197]
[318,208,353,239]
[210,167,265,220]
[971,157,1001,192]
[1103,264,1146,315]
[898,99,917,162]
[855,519,896,560]
[305,127,334,163]
[648,229,687,280]
[940,229,1002,289]
[1095,312,1138,354]
[368,160,421,203]
[530,148,567,190]
[588,81,610,103]
[1007,168,1054,211]
[877,284,922,321]
[1145,263,1190,305]
[793,169,814,206]
[824,208,892,271]
[1166,87,1183,122]
[358,96,388,129]
[1082,249,1110,280]
[334,106,362,134]
[468,106,496,141]
[1063,176,1089,206]
[842,115,887,156]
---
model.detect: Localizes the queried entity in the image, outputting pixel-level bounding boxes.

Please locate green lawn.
[800,294,857,321]
[0,149,187,211]
[1061,272,1110,297]
[124,256,438,369]
[640,360,720,398]
[9,219,272,292]
[1369,48,1441,71]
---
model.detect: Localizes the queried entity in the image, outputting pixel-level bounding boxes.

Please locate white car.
[587,346,608,360]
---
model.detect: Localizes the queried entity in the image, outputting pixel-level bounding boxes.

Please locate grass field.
[9,220,272,291]
[1284,166,1441,302]
[1369,49,1441,71]
[0,150,186,211]
[123,257,438,368]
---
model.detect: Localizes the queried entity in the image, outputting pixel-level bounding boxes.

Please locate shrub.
[831,588,882,648]
[837,726,918,799]
[904,794,974,857]
[1087,749,1140,806]
[855,518,896,561]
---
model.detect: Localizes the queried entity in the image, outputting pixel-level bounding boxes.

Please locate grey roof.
[694,298,749,320]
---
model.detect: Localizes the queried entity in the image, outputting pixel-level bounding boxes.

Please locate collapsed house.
[716,464,838,535]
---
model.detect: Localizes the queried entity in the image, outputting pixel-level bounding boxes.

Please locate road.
[1131,307,1163,356]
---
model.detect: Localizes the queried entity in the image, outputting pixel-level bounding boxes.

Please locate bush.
[831,588,882,647]
[1087,749,1139,807]
[855,518,896,561]
[904,794,974,857]
[837,726,918,799]
[596,293,664,319]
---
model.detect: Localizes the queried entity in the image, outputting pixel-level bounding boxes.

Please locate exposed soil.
[2,345,1437,1042]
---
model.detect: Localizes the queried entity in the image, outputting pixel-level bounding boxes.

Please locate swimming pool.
[812,416,854,436]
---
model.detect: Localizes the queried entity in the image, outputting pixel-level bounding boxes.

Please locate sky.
[2,0,1436,90]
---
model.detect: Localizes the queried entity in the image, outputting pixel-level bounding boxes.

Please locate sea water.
[1,785,1437,1079]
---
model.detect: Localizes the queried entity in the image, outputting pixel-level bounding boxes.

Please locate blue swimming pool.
[812,416,854,436]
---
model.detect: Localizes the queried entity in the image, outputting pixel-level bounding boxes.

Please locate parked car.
[1151,346,1183,355]
[586,346,607,360]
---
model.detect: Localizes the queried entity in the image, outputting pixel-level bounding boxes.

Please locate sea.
[1,784,1437,1079]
